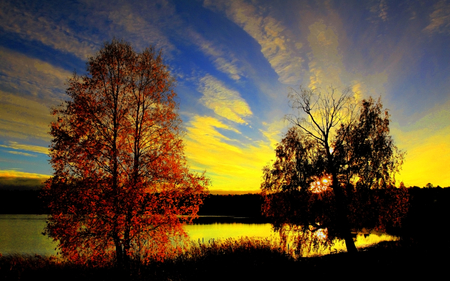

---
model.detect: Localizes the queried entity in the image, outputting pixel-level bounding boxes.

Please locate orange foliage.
[42,40,209,266]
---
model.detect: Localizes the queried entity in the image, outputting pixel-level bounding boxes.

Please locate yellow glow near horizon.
[0,170,51,179]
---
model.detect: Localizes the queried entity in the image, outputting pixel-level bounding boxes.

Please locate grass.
[1,237,448,281]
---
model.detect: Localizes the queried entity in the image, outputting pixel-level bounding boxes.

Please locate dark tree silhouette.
[42,39,209,266]
[261,86,407,255]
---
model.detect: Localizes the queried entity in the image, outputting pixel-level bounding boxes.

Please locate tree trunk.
[114,235,124,266]
[331,171,358,254]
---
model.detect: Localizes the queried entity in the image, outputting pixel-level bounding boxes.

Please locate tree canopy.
[261,86,408,256]
[42,39,209,266]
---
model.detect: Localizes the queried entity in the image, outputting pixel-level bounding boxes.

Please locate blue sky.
[1,0,449,193]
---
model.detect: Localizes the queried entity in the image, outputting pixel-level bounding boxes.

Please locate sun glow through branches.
[309,175,332,193]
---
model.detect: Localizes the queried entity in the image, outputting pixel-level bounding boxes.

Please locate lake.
[0,214,397,257]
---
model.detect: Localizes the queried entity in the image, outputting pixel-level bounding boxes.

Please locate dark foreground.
[1,238,447,281]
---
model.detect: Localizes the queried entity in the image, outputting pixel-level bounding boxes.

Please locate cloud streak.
[198,75,252,124]
[0,48,70,140]
[203,0,304,85]
[0,141,48,154]
[186,30,244,80]
[424,0,450,34]
[0,0,98,60]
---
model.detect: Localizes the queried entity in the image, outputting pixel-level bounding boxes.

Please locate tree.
[261,86,407,255]
[42,39,209,266]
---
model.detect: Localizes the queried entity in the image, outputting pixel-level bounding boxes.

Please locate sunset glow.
[0,0,449,193]
[310,176,332,193]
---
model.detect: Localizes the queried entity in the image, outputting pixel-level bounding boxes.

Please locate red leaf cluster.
[42,40,209,266]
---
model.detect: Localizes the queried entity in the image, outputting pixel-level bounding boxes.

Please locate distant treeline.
[0,190,265,217]
[1,188,449,232]
[0,190,45,214]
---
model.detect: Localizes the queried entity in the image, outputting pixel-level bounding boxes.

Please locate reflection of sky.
[0,214,57,256]
[1,0,449,192]
[186,223,275,242]
[0,215,397,257]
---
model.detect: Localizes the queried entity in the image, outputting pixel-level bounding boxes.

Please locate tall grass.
[1,236,446,280]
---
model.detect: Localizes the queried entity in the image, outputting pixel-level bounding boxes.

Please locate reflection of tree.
[42,40,209,266]
[261,86,408,255]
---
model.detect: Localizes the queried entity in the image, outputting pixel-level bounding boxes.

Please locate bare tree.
[262,86,407,255]
[286,86,358,253]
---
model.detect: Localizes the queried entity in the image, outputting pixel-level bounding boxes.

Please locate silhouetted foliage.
[41,39,209,266]
[1,238,447,280]
[261,86,408,255]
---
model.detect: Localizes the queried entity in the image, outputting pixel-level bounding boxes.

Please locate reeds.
[0,237,446,280]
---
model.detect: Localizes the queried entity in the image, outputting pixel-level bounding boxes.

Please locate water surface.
[0,214,397,257]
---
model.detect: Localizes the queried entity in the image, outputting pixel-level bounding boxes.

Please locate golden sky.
[1,0,449,193]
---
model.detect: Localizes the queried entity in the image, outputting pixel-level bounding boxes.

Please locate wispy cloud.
[189,30,244,80]
[0,0,177,60]
[0,0,97,59]
[4,150,37,157]
[0,48,70,140]
[304,18,389,100]
[203,0,304,85]
[424,0,450,34]
[91,0,176,53]
[368,0,389,22]
[184,115,275,192]
[0,141,48,154]
[198,75,252,124]
[306,20,345,90]
[259,119,286,149]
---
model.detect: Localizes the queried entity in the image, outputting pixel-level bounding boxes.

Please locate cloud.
[0,0,98,59]
[260,119,287,149]
[0,141,48,154]
[0,0,177,60]
[424,0,450,34]
[187,31,244,80]
[4,151,37,157]
[203,0,304,85]
[198,75,252,124]
[306,20,345,90]
[304,18,389,100]
[184,115,276,193]
[0,94,53,140]
[0,48,70,140]
[368,0,389,22]
[91,0,176,53]
[0,47,70,102]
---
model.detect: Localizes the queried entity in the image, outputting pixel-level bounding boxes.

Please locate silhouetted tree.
[42,39,209,266]
[261,86,407,255]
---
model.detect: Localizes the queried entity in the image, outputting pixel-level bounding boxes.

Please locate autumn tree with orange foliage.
[261,86,408,256]
[42,40,209,266]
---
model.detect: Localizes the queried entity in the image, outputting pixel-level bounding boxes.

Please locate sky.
[0,0,449,194]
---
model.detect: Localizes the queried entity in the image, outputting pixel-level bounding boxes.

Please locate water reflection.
[0,214,57,256]
[0,215,398,257]
[186,223,274,243]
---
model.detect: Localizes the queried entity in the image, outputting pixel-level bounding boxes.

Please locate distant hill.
[0,176,45,191]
